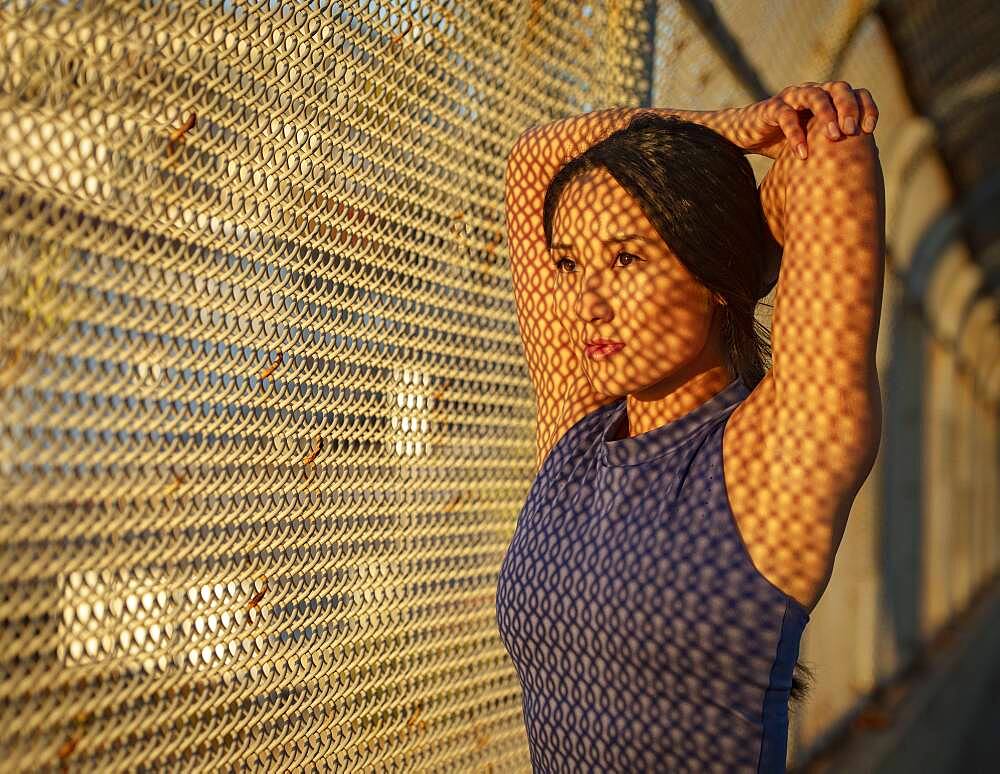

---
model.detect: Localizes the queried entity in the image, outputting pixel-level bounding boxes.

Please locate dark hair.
[789,658,815,710]
[542,112,814,708]
[542,112,781,390]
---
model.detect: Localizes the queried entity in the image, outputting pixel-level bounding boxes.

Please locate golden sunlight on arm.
[505,109,648,475]
[505,131,607,476]
[712,113,888,610]
[759,112,885,499]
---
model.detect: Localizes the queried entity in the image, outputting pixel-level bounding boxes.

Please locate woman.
[495,82,885,773]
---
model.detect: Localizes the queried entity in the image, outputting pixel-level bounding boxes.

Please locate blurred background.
[0,0,997,771]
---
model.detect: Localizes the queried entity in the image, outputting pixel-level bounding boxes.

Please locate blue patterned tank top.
[495,377,810,773]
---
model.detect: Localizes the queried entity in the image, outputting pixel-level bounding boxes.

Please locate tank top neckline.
[598,376,751,468]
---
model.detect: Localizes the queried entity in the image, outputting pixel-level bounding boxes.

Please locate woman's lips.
[585,342,625,359]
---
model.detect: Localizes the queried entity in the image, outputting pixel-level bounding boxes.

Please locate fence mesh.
[0,1,650,770]
[0,0,903,771]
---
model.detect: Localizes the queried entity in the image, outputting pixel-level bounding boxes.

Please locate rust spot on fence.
[485,237,503,263]
[432,378,454,400]
[166,112,197,157]
[405,704,428,735]
[0,348,24,386]
[525,0,545,36]
[259,352,283,380]
[164,472,186,497]
[302,436,323,466]
[247,575,268,610]
[474,722,490,751]
[443,493,465,513]
[57,734,79,760]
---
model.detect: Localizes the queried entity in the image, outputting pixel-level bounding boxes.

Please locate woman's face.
[550,166,725,400]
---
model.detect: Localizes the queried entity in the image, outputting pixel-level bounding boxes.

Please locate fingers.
[826,80,862,135]
[777,85,839,156]
[770,99,807,159]
[776,81,879,158]
[854,88,879,133]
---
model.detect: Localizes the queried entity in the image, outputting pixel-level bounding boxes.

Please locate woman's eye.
[554,253,639,274]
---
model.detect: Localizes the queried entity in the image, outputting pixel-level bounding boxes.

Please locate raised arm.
[757,109,885,501]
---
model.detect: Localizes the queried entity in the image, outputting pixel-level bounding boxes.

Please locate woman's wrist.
[758,141,795,246]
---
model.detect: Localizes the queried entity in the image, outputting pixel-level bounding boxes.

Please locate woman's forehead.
[559,168,644,209]
[554,180,651,239]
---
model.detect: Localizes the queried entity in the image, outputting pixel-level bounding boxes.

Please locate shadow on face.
[551,166,733,435]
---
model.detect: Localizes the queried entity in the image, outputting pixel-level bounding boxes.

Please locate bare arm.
[758,112,885,484]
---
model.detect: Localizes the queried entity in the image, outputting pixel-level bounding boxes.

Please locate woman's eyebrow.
[551,233,648,250]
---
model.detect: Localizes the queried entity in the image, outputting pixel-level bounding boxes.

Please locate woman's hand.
[729,81,879,160]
